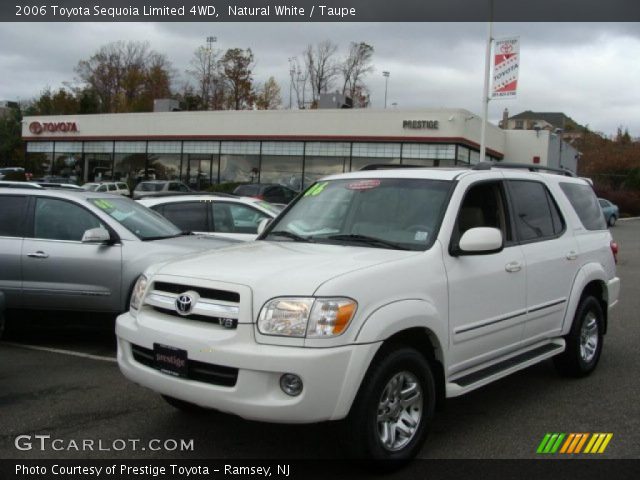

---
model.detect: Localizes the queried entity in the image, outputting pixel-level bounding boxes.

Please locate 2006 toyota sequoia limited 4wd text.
[116,164,620,460]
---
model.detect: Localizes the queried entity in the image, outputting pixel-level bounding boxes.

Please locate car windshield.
[88,197,182,240]
[137,182,164,192]
[83,183,100,191]
[265,178,452,251]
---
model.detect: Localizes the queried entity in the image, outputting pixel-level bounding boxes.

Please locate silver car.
[0,187,237,313]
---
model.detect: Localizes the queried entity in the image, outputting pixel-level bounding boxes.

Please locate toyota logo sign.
[29,121,43,134]
[175,291,198,315]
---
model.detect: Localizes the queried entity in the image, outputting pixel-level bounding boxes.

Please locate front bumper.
[116,311,380,423]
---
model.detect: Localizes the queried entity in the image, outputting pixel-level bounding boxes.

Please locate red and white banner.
[492,36,520,99]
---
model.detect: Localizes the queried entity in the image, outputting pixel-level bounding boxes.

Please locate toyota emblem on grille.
[175,292,197,315]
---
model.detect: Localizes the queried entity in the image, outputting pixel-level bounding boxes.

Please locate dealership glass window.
[113,143,147,187]
[469,150,480,165]
[457,146,470,164]
[303,142,349,188]
[219,141,260,184]
[83,141,114,183]
[26,142,54,178]
[183,141,220,189]
[402,144,455,167]
[260,142,304,190]
[147,141,181,181]
[350,142,401,171]
[52,142,83,184]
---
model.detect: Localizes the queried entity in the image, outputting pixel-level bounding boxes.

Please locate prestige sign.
[29,121,79,134]
[403,120,439,129]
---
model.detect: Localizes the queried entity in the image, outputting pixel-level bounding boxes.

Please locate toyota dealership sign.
[28,121,79,134]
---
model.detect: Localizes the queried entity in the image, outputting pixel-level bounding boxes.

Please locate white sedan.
[137,194,281,241]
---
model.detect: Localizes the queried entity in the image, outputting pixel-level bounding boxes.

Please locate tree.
[340,42,374,107]
[27,87,79,115]
[0,104,23,167]
[304,40,339,106]
[288,56,308,109]
[255,77,282,110]
[220,48,255,110]
[186,44,223,110]
[75,41,174,113]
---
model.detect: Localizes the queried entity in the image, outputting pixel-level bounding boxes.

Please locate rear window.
[0,195,28,237]
[560,182,607,230]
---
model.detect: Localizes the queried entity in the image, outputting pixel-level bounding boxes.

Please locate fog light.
[280,374,303,396]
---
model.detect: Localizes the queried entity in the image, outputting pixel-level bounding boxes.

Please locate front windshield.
[265,178,452,251]
[83,183,99,191]
[89,197,182,240]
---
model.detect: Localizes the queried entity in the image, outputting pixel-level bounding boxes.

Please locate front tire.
[345,347,435,461]
[162,395,208,414]
[554,296,604,377]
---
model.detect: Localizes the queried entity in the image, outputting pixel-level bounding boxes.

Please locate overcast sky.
[1,22,639,135]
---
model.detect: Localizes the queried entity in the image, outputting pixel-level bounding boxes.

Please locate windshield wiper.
[142,233,184,241]
[325,234,410,250]
[268,230,314,242]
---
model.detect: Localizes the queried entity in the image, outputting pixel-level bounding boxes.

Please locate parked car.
[83,181,130,196]
[0,290,5,339]
[0,181,42,189]
[0,167,26,181]
[598,198,619,227]
[133,180,193,199]
[0,188,237,313]
[233,183,298,204]
[138,195,280,241]
[35,182,84,191]
[116,164,619,460]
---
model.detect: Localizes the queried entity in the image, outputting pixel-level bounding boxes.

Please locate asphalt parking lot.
[1,220,639,460]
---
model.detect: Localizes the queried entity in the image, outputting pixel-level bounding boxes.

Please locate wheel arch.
[564,263,609,335]
[346,300,447,414]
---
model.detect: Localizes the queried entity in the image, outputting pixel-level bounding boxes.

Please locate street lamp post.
[382,71,390,109]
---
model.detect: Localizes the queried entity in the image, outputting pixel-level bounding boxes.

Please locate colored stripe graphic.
[538,433,613,454]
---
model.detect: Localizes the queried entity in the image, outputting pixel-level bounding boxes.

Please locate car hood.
[149,234,240,252]
[155,240,420,296]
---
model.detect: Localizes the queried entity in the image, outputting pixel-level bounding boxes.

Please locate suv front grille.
[153,282,240,303]
[130,343,238,387]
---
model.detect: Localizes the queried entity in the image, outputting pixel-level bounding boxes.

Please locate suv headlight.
[258,297,357,338]
[129,275,148,313]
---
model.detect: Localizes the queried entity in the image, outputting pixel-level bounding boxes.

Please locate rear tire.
[554,296,604,377]
[608,215,617,227]
[344,347,435,461]
[0,311,5,340]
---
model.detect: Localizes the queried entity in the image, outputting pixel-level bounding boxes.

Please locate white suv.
[116,164,620,460]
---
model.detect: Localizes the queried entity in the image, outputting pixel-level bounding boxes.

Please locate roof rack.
[472,161,577,177]
[360,164,428,171]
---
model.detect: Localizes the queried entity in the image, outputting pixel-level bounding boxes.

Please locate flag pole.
[479,1,493,163]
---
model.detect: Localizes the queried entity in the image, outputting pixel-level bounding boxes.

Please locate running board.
[446,340,565,397]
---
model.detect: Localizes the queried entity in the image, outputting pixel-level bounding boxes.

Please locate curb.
[619,217,640,222]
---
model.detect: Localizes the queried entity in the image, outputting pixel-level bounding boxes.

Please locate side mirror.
[82,227,111,244]
[456,227,503,255]
[257,218,272,235]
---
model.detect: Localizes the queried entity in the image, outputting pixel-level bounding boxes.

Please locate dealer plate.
[153,343,188,377]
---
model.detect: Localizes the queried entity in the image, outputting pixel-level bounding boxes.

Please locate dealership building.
[21,108,578,189]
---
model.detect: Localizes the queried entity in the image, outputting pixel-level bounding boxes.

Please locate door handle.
[505,261,522,273]
[27,251,49,259]
[566,251,578,261]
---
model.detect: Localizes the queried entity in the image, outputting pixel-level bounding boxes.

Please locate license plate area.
[153,343,188,377]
